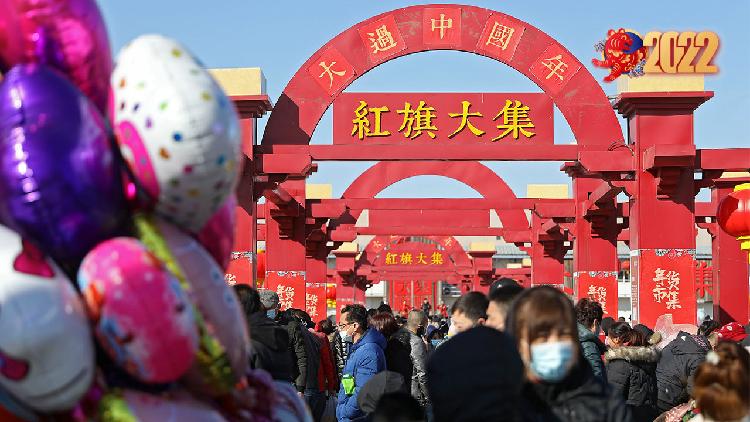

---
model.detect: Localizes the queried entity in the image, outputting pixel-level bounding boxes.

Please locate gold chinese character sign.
[333,93,553,145]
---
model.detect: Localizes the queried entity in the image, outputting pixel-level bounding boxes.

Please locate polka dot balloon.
[110,34,241,233]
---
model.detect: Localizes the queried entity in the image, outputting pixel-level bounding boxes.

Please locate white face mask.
[339,323,354,343]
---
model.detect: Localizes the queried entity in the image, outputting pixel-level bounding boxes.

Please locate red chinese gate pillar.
[712,179,750,324]
[265,178,307,299]
[615,91,712,326]
[573,176,619,318]
[530,214,566,287]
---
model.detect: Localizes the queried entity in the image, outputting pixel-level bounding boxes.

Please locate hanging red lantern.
[717,183,750,244]
[255,250,266,286]
[326,283,337,300]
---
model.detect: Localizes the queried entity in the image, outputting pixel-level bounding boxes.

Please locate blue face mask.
[266,309,277,319]
[430,339,443,348]
[530,341,574,383]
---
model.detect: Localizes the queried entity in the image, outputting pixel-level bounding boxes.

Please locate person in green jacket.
[575,297,607,381]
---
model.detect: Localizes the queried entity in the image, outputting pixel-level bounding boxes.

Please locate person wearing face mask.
[392,310,430,408]
[336,304,387,422]
[506,286,632,422]
[574,298,607,381]
[233,286,293,383]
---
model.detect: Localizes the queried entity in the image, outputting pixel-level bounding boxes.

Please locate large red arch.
[340,161,529,233]
[263,4,622,147]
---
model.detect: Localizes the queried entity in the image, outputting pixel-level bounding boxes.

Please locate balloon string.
[133,213,236,394]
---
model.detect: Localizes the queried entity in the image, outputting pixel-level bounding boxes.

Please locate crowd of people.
[234,280,750,422]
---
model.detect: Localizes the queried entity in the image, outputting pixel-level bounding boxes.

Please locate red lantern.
[255,251,266,286]
[326,283,336,300]
[717,184,750,238]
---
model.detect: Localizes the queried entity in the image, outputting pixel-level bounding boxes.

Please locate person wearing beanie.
[486,279,523,331]
[427,326,524,422]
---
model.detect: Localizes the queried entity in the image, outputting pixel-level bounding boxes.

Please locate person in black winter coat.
[655,331,711,412]
[277,309,309,393]
[233,285,293,382]
[605,322,660,421]
[574,298,607,381]
[370,312,413,393]
[507,287,632,422]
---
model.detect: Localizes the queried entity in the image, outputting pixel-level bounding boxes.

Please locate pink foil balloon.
[0,0,113,113]
[78,237,199,384]
[197,194,236,271]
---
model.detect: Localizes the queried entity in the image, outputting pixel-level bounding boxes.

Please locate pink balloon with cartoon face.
[77,237,199,384]
[100,389,227,422]
[155,219,249,394]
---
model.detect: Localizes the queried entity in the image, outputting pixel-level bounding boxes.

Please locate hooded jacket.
[247,312,293,382]
[577,323,607,381]
[336,327,387,422]
[605,345,660,421]
[521,356,632,422]
[656,331,711,412]
[392,327,430,404]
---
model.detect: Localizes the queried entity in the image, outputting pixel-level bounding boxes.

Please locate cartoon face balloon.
[0,64,128,269]
[0,225,94,412]
[78,237,199,384]
[99,389,227,422]
[0,0,113,114]
[155,220,249,393]
[111,34,241,233]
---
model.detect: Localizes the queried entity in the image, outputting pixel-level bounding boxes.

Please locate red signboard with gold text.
[264,271,306,311]
[334,93,553,144]
[575,271,618,319]
[630,249,696,326]
[305,282,327,321]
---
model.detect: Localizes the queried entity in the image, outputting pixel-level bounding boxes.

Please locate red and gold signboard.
[575,271,618,319]
[334,92,553,144]
[357,14,406,64]
[305,282,327,321]
[264,271,306,311]
[423,7,462,47]
[307,47,356,96]
[631,249,696,326]
[476,14,525,62]
[225,252,252,286]
[374,245,450,269]
[529,44,581,95]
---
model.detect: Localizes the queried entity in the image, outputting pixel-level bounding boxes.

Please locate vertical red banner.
[632,249,696,326]
[265,271,306,311]
[575,271,618,319]
[305,282,327,323]
[225,252,252,286]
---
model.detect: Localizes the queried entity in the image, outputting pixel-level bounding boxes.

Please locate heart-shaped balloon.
[154,219,249,395]
[197,194,237,271]
[111,34,241,233]
[0,64,129,269]
[0,0,113,114]
[78,237,199,384]
[0,224,94,413]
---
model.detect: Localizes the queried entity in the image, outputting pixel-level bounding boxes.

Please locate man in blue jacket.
[336,304,386,422]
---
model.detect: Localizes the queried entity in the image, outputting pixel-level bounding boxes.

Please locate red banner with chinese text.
[305,282,327,322]
[374,245,450,270]
[390,280,435,316]
[631,249,696,326]
[264,271,306,311]
[225,252,252,286]
[575,271,618,319]
[334,93,553,145]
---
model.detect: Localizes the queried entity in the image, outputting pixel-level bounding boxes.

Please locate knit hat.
[427,326,523,422]
[357,371,406,414]
[258,289,279,311]
[717,322,748,342]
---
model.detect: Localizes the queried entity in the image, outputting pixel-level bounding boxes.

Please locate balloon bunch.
[0,1,308,421]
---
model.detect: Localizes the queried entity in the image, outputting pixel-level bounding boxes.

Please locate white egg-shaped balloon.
[111,34,241,233]
[0,226,94,412]
[154,219,250,395]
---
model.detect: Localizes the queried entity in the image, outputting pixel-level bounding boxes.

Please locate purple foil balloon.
[0,64,128,268]
[0,0,113,115]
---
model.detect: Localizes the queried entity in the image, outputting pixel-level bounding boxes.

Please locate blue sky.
[100,1,750,200]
